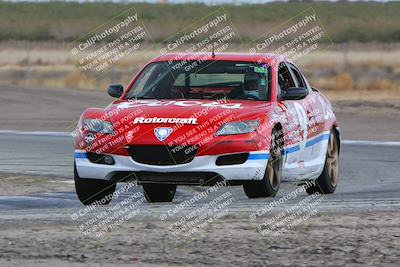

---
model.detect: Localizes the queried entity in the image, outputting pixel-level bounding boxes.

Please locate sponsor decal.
[133,117,198,125]
[154,127,173,141]
[125,130,135,143]
[254,66,268,74]
[84,133,96,145]
[116,100,242,109]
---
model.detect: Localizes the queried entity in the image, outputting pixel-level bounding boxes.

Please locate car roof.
[151,52,291,66]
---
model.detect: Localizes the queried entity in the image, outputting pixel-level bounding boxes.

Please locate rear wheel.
[306,130,339,195]
[142,184,177,203]
[243,129,283,198]
[74,163,116,205]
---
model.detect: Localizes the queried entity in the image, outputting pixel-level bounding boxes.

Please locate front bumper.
[75,150,269,184]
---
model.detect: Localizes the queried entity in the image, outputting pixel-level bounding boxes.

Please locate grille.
[127,145,197,165]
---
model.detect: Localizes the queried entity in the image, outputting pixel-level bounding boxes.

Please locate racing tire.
[243,129,283,198]
[142,184,177,203]
[306,130,339,195]
[74,163,116,205]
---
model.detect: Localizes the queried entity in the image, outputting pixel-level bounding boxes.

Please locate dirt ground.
[1,84,399,141]
[0,173,74,195]
[0,211,399,267]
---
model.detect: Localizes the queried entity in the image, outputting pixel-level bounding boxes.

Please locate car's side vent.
[87,152,115,165]
[216,153,249,166]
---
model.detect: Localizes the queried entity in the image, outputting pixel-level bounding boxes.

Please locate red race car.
[74,53,340,204]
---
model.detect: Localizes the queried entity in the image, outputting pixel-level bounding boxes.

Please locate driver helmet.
[243,73,259,98]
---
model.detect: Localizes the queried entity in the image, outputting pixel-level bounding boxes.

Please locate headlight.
[216,120,260,136]
[82,119,114,134]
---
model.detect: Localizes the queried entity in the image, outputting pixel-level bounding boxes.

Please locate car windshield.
[125,60,270,101]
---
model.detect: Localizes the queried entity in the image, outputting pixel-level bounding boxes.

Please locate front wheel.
[306,130,339,195]
[142,184,177,203]
[243,129,283,198]
[74,163,116,205]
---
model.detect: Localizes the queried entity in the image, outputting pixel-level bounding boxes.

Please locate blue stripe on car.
[284,145,300,154]
[74,152,87,159]
[284,133,330,154]
[306,133,330,148]
[248,153,269,160]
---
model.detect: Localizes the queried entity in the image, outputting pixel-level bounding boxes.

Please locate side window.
[289,64,306,88]
[278,62,295,94]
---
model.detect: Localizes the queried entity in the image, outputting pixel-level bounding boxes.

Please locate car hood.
[106,99,272,126]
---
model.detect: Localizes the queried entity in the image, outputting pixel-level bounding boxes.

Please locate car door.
[288,63,327,179]
[277,62,308,180]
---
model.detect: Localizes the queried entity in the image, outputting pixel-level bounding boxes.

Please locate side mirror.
[107,84,123,98]
[280,87,308,101]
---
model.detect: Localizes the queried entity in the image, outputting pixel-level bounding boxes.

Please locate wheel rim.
[326,132,339,187]
[267,135,282,190]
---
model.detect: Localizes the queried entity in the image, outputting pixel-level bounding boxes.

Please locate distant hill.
[0,1,399,42]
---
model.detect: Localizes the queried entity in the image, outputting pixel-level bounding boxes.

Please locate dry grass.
[1,42,399,93]
[324,89,400,102]
[332,73,353,91]
[360,79,398,91]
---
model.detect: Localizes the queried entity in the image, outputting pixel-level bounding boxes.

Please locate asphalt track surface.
[0,133,399,220]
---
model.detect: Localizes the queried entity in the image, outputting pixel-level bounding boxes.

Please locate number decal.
[293,102,308,150]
